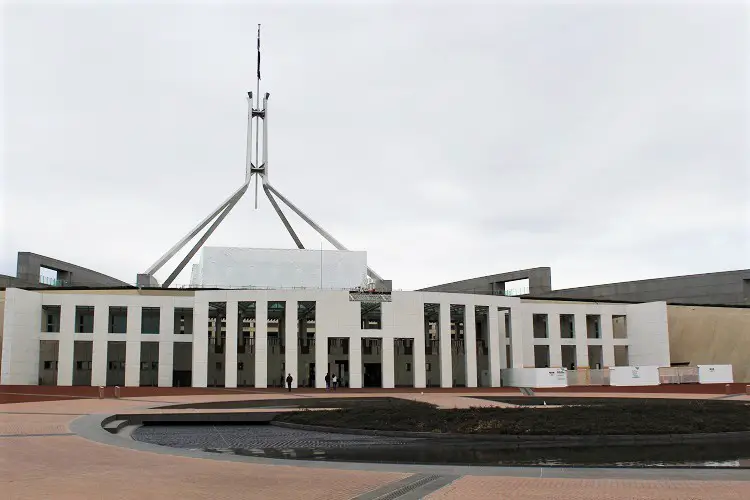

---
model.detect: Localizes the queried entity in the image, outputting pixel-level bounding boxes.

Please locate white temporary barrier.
[501,368,568,388]
[609,366,660,386]
[698,365,734,384]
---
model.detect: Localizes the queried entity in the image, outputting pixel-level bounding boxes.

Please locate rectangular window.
[560,314,575,339]
[238,362,244,371]
[74,306,94,333]
[405,363,412,372]
[42,305,61,333]
[612,315,627,339]
[426,362,432,372]
[141,307,160,334]
[43,361,52,370]
[174,308,194,334]
[586,315,601,339]
[108,307,127,334]
[361,302,382,330]
[532,314,548,339]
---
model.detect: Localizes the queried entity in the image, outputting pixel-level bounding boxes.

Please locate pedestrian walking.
[286,373,293,392]
[332,374,338,391]
[325,373,330,391]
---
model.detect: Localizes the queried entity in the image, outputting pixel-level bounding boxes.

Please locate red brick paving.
[1,390,748,499]
[426,476,749,499]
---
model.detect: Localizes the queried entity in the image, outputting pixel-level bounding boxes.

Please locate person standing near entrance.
[286,373,293,392]
[324,373,330,391]
[332,374,338,391]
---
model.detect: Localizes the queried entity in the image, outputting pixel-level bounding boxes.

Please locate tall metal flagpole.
[139,26,389,290]
[254,24,261,209]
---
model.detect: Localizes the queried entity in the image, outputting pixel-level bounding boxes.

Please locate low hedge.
[273,398,750,435]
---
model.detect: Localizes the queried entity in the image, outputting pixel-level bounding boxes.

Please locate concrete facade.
[1,287,671,388]
[539,269,750,306]
[667,304,750,383]
[424,268,750,306]
[419,268,552,296]
[3,252,130,288]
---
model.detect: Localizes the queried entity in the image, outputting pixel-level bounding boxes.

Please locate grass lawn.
[273,397,750,435]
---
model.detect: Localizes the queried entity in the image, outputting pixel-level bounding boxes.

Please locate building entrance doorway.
[363,363,382,388]
[334,360,349,388]
[307,362,315,388]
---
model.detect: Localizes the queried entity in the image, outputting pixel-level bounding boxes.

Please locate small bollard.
[725,383,731,395]
[114,386,121,399]
[746,384,749,395]
[98,386,104,399]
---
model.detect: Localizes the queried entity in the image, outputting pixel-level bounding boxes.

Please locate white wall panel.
[194,247,367,289]
[698,364,734,383]
[0,289,42,384]
[626,302,670,367]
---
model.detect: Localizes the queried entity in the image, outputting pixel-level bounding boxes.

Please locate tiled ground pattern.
[426,476,749,500]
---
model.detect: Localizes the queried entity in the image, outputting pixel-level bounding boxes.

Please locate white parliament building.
[1,249,674,390]
[0,79,691,390]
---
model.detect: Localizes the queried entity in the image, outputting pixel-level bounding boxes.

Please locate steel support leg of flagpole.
[263,183,304,249]
[161,187,247,288]
[264,182,384,282]
[142,181,250,279]
[143,182,250,280]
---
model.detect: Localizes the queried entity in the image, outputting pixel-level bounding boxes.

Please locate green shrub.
[273,398,750,435]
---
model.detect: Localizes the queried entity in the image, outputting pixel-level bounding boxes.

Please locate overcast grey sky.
[2,1,748,290]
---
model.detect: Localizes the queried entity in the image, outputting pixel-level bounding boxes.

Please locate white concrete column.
[413,332,426,388]
[284,300,298,388]
[157,304,174,387]
[488,307,501,387]
[548,313,563,368]
[600,314,615,367]
[160,303,175,338]
[520,310,535,368]
[381,337,395,389]
[254,299,268,388]
[439,303,452,387]
[57,303,75,386]
[158,341,174,387]
[349,335,362,389]
[498,311,508,369]
[124,341,141,387]
[224,300,238,388]
[314,331,327,389]
[574,313,589,368]
[90,305,108,386]
[510,307,525,368]
[124,305,142,387]
[464,306,478,388]
[192,301,208,387]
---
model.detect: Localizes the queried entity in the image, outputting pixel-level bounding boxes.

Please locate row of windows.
[532,314,628,339]
[42,361,160,371]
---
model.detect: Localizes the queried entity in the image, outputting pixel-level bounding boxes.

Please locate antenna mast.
[254,24,262,209]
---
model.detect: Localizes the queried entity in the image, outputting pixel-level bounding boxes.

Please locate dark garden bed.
[272,397,750,436]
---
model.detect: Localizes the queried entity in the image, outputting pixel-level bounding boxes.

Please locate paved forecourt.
[1,389,749,500]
